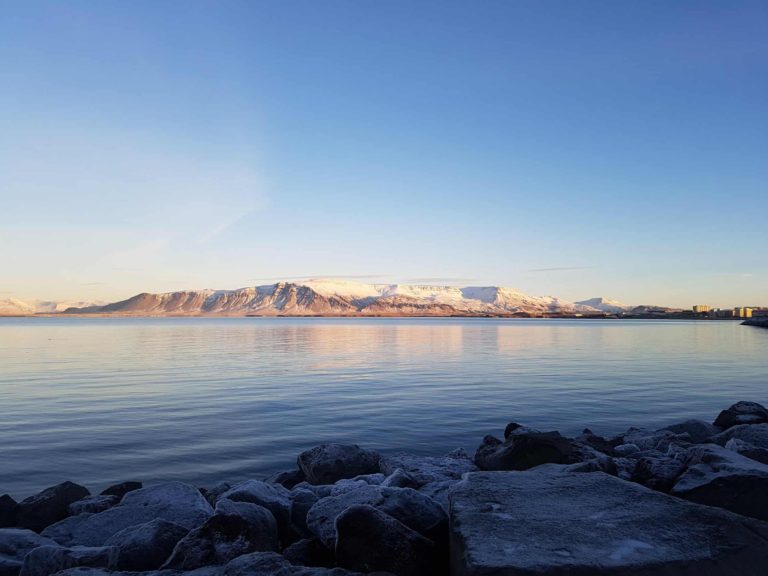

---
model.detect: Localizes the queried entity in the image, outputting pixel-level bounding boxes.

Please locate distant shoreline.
[0,313,749,321]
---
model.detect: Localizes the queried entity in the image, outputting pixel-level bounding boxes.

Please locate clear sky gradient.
[1,1,766,307]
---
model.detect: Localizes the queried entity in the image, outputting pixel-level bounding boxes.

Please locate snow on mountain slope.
[0,298,106,315]
[0,298,36,315]
[58,280,635,317]
[575,297,632,313]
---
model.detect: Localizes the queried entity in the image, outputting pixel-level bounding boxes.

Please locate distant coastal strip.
[743,318,768,328]
[3,401,768,575]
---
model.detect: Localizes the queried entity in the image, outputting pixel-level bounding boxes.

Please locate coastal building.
[753,308,768,318]
[734,307,753,318]
[692,305,710,313]
[713,309,735,318]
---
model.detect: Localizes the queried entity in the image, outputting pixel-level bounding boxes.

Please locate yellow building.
[692,305,710,313]
[734,307,753,318]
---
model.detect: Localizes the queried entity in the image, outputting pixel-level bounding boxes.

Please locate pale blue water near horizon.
[1,317,766,499]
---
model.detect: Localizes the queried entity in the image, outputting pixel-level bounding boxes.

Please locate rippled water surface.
[1,317,766,498]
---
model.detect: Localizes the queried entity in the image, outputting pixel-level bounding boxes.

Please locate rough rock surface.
[218,482,290,535]
[713,423,768,449]
[671,444,768,520]
[104,519,189,571]
[449,469,768,575]
[42,482,213,546]
[287,489,319,538]
[306,485,446,549]
[661,419,720,444]
[379,469,419,489]
[297,445,381,485]
[378,450,476,487]
[16,483,90,533]
[19,545,117,576]
[67,497,117,517]
[223,551,363,576]
[724,438,768,464]
[162,512,278,570]
[264,470,306,490]
[0,529,57,576]
[98,483,142,501]
[714,401,768,429]
[335,505,434,576]
[474,431,587,471]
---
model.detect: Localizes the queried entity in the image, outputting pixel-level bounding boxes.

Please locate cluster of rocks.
[3,401,768,576]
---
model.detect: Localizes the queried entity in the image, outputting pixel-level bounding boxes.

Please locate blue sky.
[1,1,766,307]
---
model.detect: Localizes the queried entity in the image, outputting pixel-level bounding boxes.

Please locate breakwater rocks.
[3,401,768,576]
[743,318,768,328]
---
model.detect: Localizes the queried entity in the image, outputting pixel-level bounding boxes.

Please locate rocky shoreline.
[3,401,768,575]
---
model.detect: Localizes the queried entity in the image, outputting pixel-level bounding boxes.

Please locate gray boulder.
[42,482,213,546]
[288,489,319,537]
[613,443,640,456]
[297,445,380,485]
[335,505,435,576]
[474,431,588,471]
[162,511,278,570]
[200,483,231,508]
[328,474,385,497]
[19,545,116,576]
[614,427,688,452]
[0,529,57,576]
[576,429,615,455]
[714,401,768,429]
[661,419,720,443]
[724,438,768,464]
[380,469,419,489]
[416,480,456,511]
[0,497,16,529]
[67,497,117,517]
[631,452,688,492]
[449,469,768,575]
[378,450,476,487]
[223,551,362,576]
[291,483,332,500]
[218,482,290,533]
[306,485,446,549]
[213,500,276,540]
[104,519,189,571]
[264,469,306,490]
[98,482,141,501]
[713,423,768,449]
[17,483,90,533]
[671,443,768,520]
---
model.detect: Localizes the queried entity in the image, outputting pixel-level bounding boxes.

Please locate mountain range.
[0,279,646,317]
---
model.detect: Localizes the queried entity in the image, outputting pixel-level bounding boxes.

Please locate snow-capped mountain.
[0,299,105,316]
[0,298,37,316]
[54,279,630,317]
[574,297,632,314]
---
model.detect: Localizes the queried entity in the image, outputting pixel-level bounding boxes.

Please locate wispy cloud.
[528,266,594,272]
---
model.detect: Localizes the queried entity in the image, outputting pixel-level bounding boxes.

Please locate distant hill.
[0,299,105,316]
[54,279,635,317]
[575,297,632,314]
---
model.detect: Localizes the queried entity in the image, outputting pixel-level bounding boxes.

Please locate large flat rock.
[449,470,768,575]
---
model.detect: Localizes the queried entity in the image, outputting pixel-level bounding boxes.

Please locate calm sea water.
[1,317,766,499]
